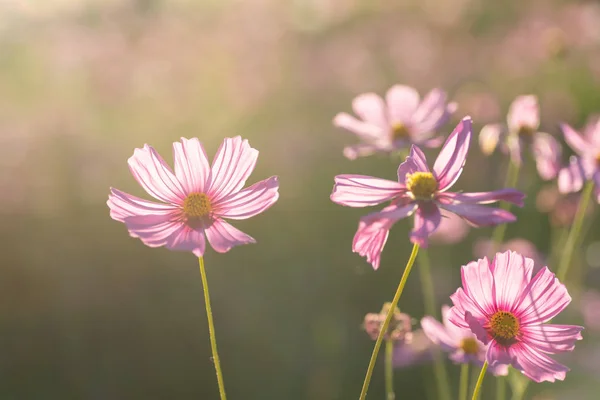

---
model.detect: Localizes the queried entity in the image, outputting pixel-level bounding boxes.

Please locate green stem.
[491,161,520,251]
[418,250,451,400]
[556,180,594,282]
[471,361,488,400]
[385,339,395,400]
[459,363,469,400]
[496,376,505,400]
[358,243,420,400]
[198,256,227,400]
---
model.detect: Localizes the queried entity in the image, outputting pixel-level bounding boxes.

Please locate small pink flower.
[393,329,435,368]
[334,85,457,159]
[558,116,600,202]
[107,137,279,257]
[448,251,584,383]
[479,95,562,180]
[331,116,524,269]
[421,305,508,375]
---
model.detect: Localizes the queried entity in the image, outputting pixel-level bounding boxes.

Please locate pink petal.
[164,224,207,257]
[121,214,192,251]
[409,145,430,172]
[490,251,533,312]
[465,310,490,344]
[108,188,180,222]
[521,324,583,354]
[421,316,457,352]
[172,137,211,194]
[331,175,406,207]
[509,343,569,383]
[422,136,445,148]
[448,289,488,327]
[437,189,525,206]
[515,267,571,325]
[507,95,539,132]
[433,116,472,191]
[208,136,259,202]
[343,143,379,160]
[439,203,516,227]
[352,93,388,130]
[411,89,456,135]
[479,124,504,155]
[558,156,585,194]
[128,144,186,204]
[561,122,588,155]
[532,132,562,180]
[441,304,470,340]
[486,341,514,367]
[214,176,279,220]
[385,85,420,125]
[397,146,430,182]
[460,258,496,316]
[334,112,383,141]
[204,218,256,253]
[352,203,417,269]
[410,202,441,247]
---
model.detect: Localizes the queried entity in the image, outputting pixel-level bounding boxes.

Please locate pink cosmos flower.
[479,95,562,180]
[448,251,584,383]
[334,85,457,159]
[421,305,508,376]
[330,116,525,269]
[558,116,600,202]
[107,137,279,257]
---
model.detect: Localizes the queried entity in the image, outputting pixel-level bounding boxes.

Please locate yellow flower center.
[183,193,212,219]
[406,172,438,199]
[489,311,520,343]
[517,125,535,137]
[391,123,410,141]
[460,338,480,355]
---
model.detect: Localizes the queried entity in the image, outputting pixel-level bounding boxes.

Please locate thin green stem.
[557,180,594,282]
[358,243,420,400]
[198,256,227,400]
[496,376,506,400]
[385,339,395,400]
[459,363,469,400]
[418,250,451,400]
[471,361,488,400]
[491,161,520,252]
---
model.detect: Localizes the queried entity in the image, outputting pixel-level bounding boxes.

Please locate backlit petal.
[433,117,472,191]
[214,176,279,220]
[204,218,256,253]
[331,175,405,207]
[172,137,211,194]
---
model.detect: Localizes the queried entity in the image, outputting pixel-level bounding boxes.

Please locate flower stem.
[496,376,505,400]
[198,256,227,400]
[557,180,594,282]
[459,363,469,400]
[358,243,420,400]
[418,250,451,400]
[385,339,395,400]
[491,161,520,251]
[471,361,488,400]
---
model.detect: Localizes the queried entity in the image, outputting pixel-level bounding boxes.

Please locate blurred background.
[1,0,600,398]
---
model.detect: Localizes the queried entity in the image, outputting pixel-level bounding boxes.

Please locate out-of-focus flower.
[479,95,562,180]
[558,116,600,202]
[429,211,470,245]
[393,329,435,368]
[421,305,508,375]
[331,117,524,269]
[581,290,600,333]
[363,302,413,342]
[334,85,456,159]
[474,238,545,274]
[107,137,279,257]
[448,251,583,383]
[536,184,594,227]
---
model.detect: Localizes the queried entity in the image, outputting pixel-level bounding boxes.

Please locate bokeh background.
[2,0,600,399]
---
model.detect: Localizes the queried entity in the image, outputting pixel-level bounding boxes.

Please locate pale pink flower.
[536,184,594,227]
[421,305,508,376]
[448,251,584,383]
[107,137,279,256]
[429,211,470,245]
[558,116,600,202]
[479,95,562,180]
[393,329,435,368]
[331,116,524,269]
[334,85,457,159]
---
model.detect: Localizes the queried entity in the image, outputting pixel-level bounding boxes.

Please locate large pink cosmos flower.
[447,251,584,383]
[421,305,508,376]
[330,116,524,269]
[479,95,561,180]
[334,85,457,159]
[558,116,600,202]
[108,137,279,257]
